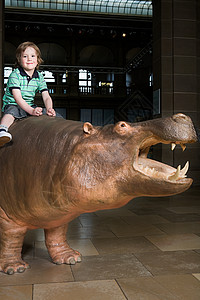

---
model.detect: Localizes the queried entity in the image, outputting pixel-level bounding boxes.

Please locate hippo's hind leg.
[0,209,29,275]
[45,224,82,265]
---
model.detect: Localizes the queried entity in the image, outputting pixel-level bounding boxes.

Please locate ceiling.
[5,0,152,17]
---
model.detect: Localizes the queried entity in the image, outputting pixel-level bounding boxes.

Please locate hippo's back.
[0,116,84,221]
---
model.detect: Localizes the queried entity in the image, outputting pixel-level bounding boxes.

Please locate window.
[149,73,153,86]
[41,70,55,82]
[79,69,114,95]
[81,108,114,125]
[4,67,13,84]
[62,71,68,83]
[79,69,92,93]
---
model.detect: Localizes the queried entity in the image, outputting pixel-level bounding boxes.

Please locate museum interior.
[0,1,200,299]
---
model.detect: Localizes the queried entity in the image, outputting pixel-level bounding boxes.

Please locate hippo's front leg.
[45,224,82,265]
[0,209,29,275]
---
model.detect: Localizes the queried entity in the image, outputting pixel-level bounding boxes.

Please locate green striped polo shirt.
[2,67,48,111]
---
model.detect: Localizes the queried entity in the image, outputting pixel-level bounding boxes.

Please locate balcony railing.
[79,86,113,95]
[47,84,114,96]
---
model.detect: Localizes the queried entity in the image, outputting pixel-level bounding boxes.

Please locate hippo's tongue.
[136,157,189,182]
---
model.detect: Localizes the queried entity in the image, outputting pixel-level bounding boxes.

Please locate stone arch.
[78,45,114,66]
[37,43,68,65]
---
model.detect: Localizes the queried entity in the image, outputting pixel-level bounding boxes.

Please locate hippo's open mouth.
[133,139,190,183]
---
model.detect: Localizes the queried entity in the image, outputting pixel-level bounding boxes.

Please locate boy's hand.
[46,108,56,117]
[32,107,43,116]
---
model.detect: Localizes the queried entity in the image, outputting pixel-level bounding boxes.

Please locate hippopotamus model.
[0,113,197,274]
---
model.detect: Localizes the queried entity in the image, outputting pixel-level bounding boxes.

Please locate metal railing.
[46,84,114,96]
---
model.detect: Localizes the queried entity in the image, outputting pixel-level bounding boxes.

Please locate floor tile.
[135,251,200,275]
[91,237,160,255]
[156,222,200,234]
[117,276,177,300]
[24,228,45,242]
[0,258,73,286]
[33,280,126,300]
[154,274,200,300]
[34,241,51,259]
[167,207,200,214]
[80,215,128,228]
[159,212,200,222]
[95,207,137,217]
[0,285,32,300]
[68,239,99,256]
[0,186,200,300]
[121,215,170,225]
[146,233,200,251]
[22,243,35,260]
[71,254,151,281]
[68,217,83,228]
[129,207,167,216]
[110,223,164,237]
[78,214,103,227]
[67,226,116,239]
[193,273,200,281]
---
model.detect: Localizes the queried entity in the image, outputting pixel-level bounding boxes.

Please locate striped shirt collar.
[18,67,39,79]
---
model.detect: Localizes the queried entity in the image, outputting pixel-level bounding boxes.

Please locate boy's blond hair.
[15,41,43,69]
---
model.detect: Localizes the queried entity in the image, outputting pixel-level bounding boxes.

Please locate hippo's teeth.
[138,164,157,177]
[168,165,181,181]
[168,161,189,181]
[180,161,189,177]
[180,143,186,151]
[171,143,176,151]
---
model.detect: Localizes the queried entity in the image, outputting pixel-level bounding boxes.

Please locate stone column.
[153,0,200,185]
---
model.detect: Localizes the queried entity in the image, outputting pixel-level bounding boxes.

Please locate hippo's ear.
[83,122,96,135]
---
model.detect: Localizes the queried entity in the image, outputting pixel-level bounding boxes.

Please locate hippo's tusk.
[168,165,181,181]
[180,161,189,177]
[180,143,186,151]
[168,161,189,181]
[171,143,186,152]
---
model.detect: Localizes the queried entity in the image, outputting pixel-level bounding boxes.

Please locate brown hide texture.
[0,113,197,228]
[0,116,85,226]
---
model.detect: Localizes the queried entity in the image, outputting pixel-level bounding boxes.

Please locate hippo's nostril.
[172,113,190,124]
[173,113,186,119]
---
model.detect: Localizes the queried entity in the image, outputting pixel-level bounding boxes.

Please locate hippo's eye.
[121,123,125,127]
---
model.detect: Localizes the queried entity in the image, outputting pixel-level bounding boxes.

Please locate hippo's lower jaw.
[135,157,189,182]
[133,138,192,191]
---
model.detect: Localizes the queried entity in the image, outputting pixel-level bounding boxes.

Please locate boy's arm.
[42,90,56,116]
[12,89,42,116]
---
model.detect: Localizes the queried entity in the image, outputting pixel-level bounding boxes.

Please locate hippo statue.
[0,113,197,274]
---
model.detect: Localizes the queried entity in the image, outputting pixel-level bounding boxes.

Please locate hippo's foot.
[50,245,82,265]
[0,259,30,275]
[45,225,82,265]
[0,207,29,275]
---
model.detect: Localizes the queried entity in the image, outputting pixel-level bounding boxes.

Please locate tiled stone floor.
[0,186,200,299]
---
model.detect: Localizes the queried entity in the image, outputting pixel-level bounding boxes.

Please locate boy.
[0,41,56,147]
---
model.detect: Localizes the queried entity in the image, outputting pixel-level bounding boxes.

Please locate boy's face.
[20,47,38,74]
